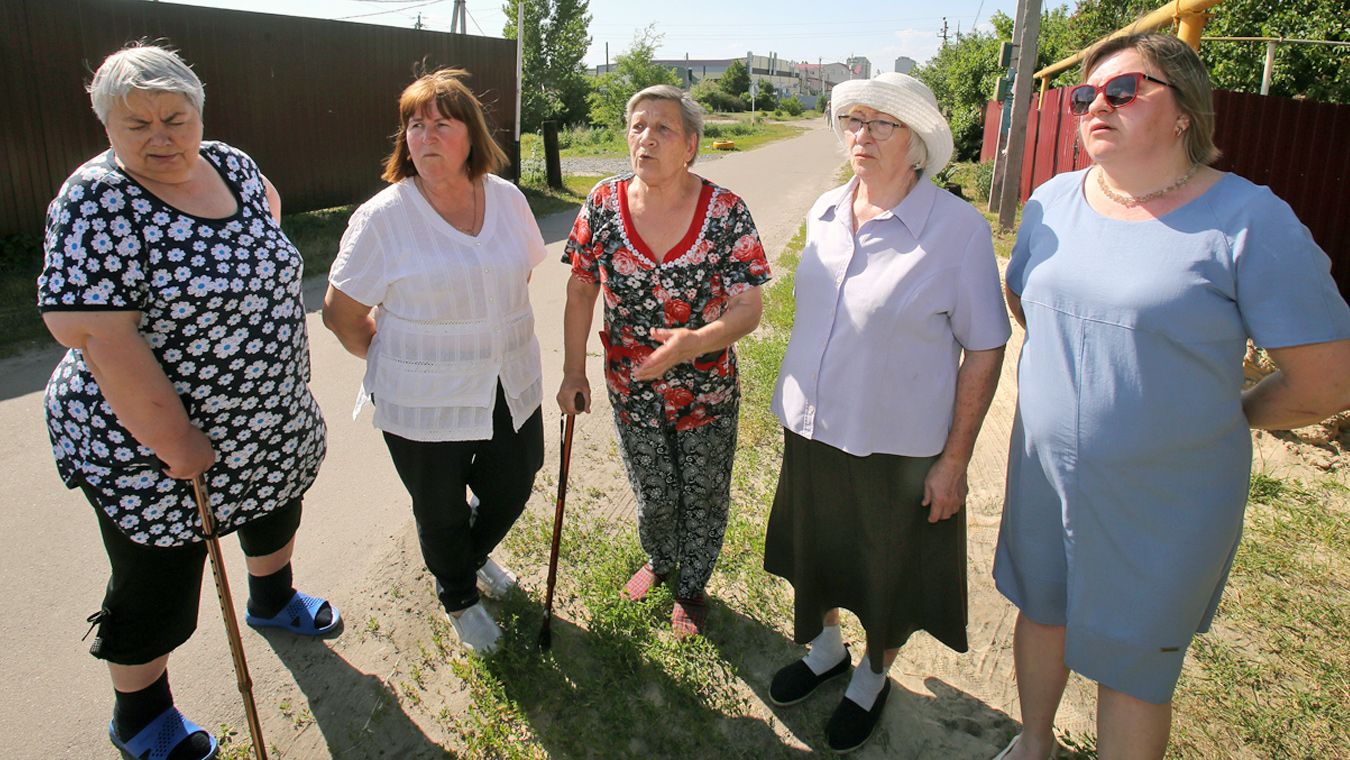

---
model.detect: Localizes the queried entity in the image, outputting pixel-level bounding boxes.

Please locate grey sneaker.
[447,602,501,654]
[476,557,517,599]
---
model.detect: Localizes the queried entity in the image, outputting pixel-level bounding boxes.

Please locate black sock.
[247,562,294,618]
[247,563,332,627]
[112,671,215,760]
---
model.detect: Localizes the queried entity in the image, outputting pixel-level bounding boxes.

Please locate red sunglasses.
[1068,72,1176,115]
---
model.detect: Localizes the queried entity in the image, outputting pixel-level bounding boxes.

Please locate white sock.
[843,652,887,711]
[801,624,847,675]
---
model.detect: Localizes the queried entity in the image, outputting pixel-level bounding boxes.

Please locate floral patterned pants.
[613,405,738,600]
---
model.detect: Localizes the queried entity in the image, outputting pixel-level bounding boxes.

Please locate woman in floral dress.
[559,85,770,637]
[39,43,333,760]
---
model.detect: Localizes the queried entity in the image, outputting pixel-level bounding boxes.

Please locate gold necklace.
[1096,164,1198,208]
[417,176,478,234]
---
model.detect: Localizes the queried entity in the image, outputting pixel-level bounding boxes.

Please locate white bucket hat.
[830,72,954,177]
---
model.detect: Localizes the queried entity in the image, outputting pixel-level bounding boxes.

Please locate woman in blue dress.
[992,33,1350,760]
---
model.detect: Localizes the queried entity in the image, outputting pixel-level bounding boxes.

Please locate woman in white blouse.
[762,74,1010,752]
[324,68,547,654]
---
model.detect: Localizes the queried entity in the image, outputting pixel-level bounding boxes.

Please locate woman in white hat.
[763,72,1010,753]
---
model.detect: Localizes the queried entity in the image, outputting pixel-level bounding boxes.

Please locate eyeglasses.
[837,114,904,140]
[1067,72,1176,116]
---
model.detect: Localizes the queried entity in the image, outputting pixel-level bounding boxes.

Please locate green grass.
[1168,472,1350,758]
[520,118,807,162]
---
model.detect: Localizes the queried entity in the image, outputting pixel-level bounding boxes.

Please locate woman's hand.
[632,328,705,381]
[43,310,216,480]
[558,374,591,414]
[922,454,969,523]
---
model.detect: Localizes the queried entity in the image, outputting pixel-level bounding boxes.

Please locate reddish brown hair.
[381,68,507,183]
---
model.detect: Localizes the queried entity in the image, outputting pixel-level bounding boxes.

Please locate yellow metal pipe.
[1033,0,1230,81]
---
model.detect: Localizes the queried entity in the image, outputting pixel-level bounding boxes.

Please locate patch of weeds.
[1170,472,1350,758]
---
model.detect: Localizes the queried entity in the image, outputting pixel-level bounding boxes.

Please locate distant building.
[846,56,872,79]
[894,56,916,74]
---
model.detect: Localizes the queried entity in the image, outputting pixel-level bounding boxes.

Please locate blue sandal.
[245,589,340,635]
[109,706,218,760]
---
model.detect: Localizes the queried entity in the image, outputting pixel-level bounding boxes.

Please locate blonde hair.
[1081,33,1221,165]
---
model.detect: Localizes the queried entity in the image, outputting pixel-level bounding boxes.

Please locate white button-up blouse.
[329,174,548,442]
[771,175,1011,458]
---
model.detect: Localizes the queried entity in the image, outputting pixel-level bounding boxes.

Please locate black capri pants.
[84,485,302,666]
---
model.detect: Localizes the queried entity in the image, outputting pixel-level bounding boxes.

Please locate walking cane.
[192,475,268,760]
[538,392,584,650]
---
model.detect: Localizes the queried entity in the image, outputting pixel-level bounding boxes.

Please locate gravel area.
[561,151,725,176]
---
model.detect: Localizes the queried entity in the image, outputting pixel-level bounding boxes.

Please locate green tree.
[1065,0,1348,102]
[503,0,592,129]
[755,78,779,110]
[587,25,681,128]
[912,26,1004,160]
[719,58,750,97]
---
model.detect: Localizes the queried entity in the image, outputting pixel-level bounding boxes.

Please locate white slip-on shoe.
[990,735,1057,760]
[476,557,518,599]
[447,602,502,654]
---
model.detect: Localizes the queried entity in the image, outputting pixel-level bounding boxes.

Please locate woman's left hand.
[632,328,703,381]
[922,454,969,523]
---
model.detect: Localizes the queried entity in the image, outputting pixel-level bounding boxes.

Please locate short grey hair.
[625,84,704,166]
[88,42,204,125]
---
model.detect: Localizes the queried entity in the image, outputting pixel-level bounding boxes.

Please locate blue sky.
[152,0,1018,72]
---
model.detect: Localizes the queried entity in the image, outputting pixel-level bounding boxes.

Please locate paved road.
[0,121,850,758]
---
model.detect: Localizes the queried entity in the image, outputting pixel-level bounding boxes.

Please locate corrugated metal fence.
[982,88,1350,299]
[1,0,518,238]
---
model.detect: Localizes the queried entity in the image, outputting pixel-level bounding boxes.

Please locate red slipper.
[621,564,668,601]
[672,594,708,639]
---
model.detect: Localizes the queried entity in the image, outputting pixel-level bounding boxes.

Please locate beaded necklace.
[1096,163,1198,208]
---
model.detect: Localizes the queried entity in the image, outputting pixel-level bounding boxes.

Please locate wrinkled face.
[406,102,471,180]
[842,105,913,184]
[105,90,203,185]
[626,98,697,181]
[1077,48,1187,166]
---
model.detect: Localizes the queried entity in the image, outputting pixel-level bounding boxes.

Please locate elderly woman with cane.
[39,42,336,759]
[763,73,1010,753]
[325,68,547,655]
[992,33,1350,760]
[559,84,770,638]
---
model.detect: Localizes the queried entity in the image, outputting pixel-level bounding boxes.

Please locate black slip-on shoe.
[769,644,852,706]
[825,678,891,754]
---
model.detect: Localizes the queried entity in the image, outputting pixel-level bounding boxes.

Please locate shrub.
[779,95,804,117]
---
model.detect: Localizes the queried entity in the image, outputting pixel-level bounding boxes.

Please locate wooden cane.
[538,392,583,650]
[192,475,268,760]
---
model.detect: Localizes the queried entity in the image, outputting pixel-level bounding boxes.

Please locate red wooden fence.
[982,88,1350,298]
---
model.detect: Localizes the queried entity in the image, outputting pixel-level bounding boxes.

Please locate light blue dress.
[994,169,1350,703]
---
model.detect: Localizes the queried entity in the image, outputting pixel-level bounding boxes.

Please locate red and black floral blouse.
[564,173,771,430]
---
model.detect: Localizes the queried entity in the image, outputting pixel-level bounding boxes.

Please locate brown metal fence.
[982,88,1350,300]
[1,0,518,238]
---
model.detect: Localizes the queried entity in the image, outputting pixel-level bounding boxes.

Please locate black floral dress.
[38,141,326,547]
[562,173,771,429]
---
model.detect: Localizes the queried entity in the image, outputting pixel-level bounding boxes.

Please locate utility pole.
[938,18,949,48]
[414,12,424,30]
[997,0,1042,232]
[450,0,466,34]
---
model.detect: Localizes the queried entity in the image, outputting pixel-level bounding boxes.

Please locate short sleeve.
[563,182,604,284]
[328,204,389,308]
[38,165,148,312]
[718,195,771,296]
[508,185,547,270]
[951,218,1013,352]
[1005,198,1045,298]
[1233,191,1350,348]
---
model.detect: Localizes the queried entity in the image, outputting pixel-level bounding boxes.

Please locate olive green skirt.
[764,428,968,671]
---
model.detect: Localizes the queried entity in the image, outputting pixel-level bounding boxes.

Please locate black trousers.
[86,490,303,665]
[383,384,544,614]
